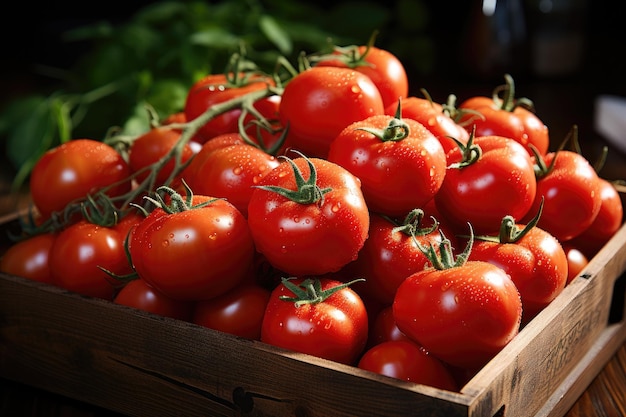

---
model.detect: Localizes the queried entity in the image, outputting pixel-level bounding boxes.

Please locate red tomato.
[0,233,57,284]
[346,211,449,305]
[524,149,602,242]
[49,220,132,300]
[568,178,623,257]
[457,74,549,156]
[367,305,411,348]
[184,73,274,143]
[184,143,281,217]
[261,277,368,365]
[128,193,255,301]
[327,114,447,217]
[278,66,385,158]
[386,95,470,155]
[114,278,193,321]
[358,340,458,391]
[561,244,589,285]
[247,154,370,276]
[468,216,568,324]
[193,283,271,340]
[435,134,537,235]
[128,126,195,185]
[393,236,522,371]
[314,45,409,109]
[29,139,132,219]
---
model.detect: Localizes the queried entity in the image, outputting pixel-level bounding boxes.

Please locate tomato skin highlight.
[129,195,255,301]
[30,139,132,219]
[279,66,385,159]
[247,157,370,276]
[0,233,57,284]
[261,277,369,365]
[114,278,193,321]
[358,340,458,391]
[327,114,447,217]
[393,261,522,371]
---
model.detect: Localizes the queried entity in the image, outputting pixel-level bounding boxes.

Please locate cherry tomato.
[0,233,57,284]
[30,139,132,219]
[184,143,281,217]
[114,278,193,321]
[193,283,271,340]
[278,66,385,158]
[457,74,549,156]
[49,220,132,300]
[261,277,369,365]
[393,234,522,371]
[184,73,274,143]
[387,95,469,155]
[568,177,623,257]
[327,114,447,217]
[524,149,602,242]
[128,192,255,301]
[561,243,589,285]
[247,154,370,276]
[128,126,194,185]
[315,45,409,109]
[435,134,537,235]
[358,340,458,391]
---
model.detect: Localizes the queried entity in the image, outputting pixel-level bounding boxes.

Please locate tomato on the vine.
[0,233,57,284]
[30,139,132,219]
[114,278,193,321]
[435,134,537,235]
[193,283,271,340]
[393,231,522,371]
[279,66,385,158]
[247,154,370,276]
[327,114,446,217]
[314,44,409,109]
[358,340,458,391]
[457,74,549,156]
[261,277,368,365]
[128,189,255,301]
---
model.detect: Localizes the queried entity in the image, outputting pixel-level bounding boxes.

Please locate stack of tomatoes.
[1,43,623,392]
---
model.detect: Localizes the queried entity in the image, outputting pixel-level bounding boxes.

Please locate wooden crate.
[1,211,625,417]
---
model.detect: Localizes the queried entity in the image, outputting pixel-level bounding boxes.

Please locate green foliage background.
[0,0,432,190]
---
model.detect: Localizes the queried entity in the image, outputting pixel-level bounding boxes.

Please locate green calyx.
[389,208,439,238]
[492,73,535,113]
[355,99,410,142]
[449,125,482,169]
[254,151,332,205]
[137,181,218,215]
[474,197,545,244]
[279,277,365,307]
[413,224,474,270]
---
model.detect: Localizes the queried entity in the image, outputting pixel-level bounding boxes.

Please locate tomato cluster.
[1,42,623,392]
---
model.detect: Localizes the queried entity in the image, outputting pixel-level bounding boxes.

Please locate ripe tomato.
[278,66,385,158]
[183,143,281,217]
[327,114,447,217]
[561,243,589,285]
[314,45,409,109]
[435,134,537,235]
[193,283,271,340]
[393,234,522,371]
[184,72,274,143]
[247,154,370,276]
[49,220,132,300]
[568,178,623,257]
[367,305,411,348]
[358,340,458,391]
[457,74,549,156]
[128,126,195,185]
[114,278,193,321]
[345,211,448,306]
[0,233,57,284]
[30,139,132,219]
[128,192,255,301]
[468,216,568,324]
[386,95,469,155]
[261,277,368,365]
[524,149,602,242]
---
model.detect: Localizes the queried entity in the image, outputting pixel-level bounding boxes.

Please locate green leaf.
[259,14,292,55]
[189,28,242,49]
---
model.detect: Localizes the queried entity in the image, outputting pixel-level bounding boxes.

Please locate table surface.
[1,79,625,417]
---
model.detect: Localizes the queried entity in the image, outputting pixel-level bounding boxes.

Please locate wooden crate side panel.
[461,222,626,417]
[0,274,470,417]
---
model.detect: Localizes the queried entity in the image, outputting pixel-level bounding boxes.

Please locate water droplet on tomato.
[233,167,243,175]
[162,240,169,247]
